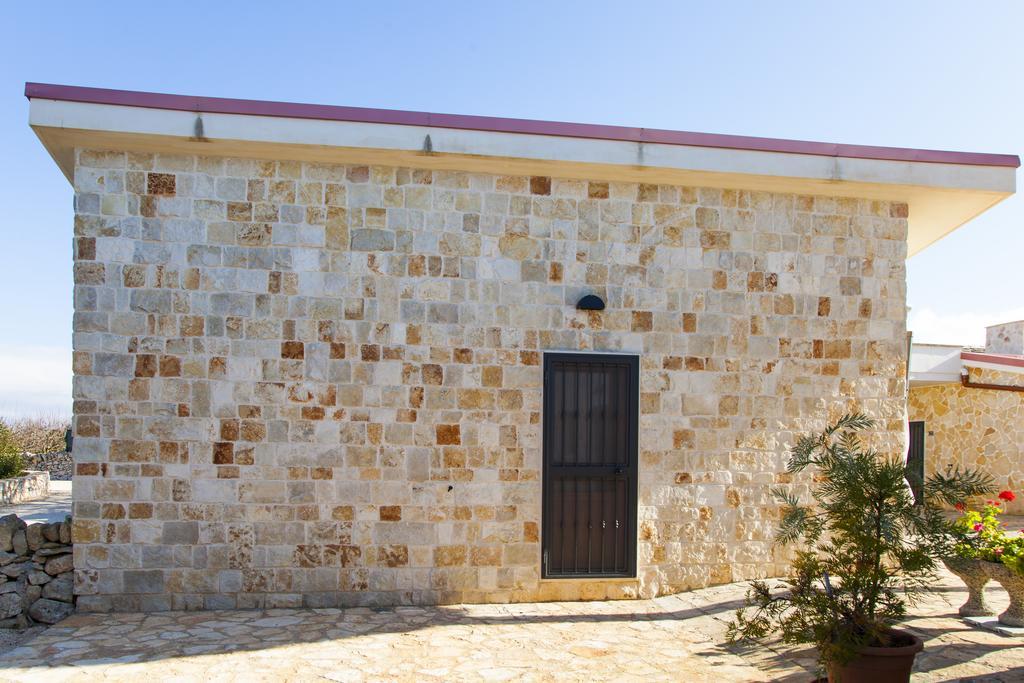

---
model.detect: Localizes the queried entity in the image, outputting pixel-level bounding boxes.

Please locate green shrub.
[0,420,24,478]
[0,451,24,479]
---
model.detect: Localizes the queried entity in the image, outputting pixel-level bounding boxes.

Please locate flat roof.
[909,344,1024,387]
[25,83,1019,256]
[24,82,1021,169]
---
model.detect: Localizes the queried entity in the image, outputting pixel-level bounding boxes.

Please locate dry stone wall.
[909,367,1024,513]
[0,515,74,628]
[69,149,910,611]
[22,452,73,481]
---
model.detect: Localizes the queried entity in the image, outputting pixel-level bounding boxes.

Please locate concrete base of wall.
[0,471,50,505]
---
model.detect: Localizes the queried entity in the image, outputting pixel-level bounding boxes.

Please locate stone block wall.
[69,149,909,610]
[909,367,1024,513]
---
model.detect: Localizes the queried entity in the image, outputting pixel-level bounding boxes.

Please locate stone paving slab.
[0,599,768,682]
[965,615,1024,638]
[0,568,1021,682]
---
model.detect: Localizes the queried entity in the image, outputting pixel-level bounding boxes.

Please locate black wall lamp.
[576,294,606,311]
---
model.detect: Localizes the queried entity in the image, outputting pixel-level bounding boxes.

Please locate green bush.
[0,451,23,479]
[0,420,24,478]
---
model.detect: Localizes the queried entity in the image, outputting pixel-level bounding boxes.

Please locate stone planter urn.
[943,557,995,617]
[985,561,1024,627]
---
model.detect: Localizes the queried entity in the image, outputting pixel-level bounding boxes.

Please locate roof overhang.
[25,83,1019,256]
[909,344,1024,387]
[961,351,1024,374]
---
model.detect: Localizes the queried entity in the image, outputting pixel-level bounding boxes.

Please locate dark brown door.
[907,421,925,504]
[542,353,638,578]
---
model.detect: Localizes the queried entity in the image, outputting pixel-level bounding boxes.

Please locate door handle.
[614,467,625,475]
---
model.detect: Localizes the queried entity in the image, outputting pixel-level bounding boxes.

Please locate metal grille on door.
[542,353,638,577]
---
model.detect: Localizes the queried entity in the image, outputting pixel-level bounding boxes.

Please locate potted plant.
[949,491,1024,626]
[726,414,991,682]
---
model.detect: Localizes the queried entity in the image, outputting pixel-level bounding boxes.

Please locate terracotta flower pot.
[826,629,923,683]
[942,557,995,617]
[985,561,1024,627]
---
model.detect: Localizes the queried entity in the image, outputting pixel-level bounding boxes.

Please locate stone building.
[909,321,1024,514]
[26,83,1018,611]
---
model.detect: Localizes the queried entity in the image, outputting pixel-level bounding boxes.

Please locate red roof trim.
[962,351,1024,368]
[25,82,1021,168]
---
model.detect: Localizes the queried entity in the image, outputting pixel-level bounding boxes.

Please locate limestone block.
[0,515,26,552]
[25,525,44,552]
[0,592,20,619]
[28,598,74,624]
[44,554,73,576]
[11,531,27,558]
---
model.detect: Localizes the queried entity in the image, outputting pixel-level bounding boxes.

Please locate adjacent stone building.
[27,83,1018,611]
[909,321,1024,514]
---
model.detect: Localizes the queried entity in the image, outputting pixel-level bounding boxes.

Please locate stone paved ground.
[1,567,1022,682]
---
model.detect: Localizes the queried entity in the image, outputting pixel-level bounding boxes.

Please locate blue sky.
[2,1,1022,416]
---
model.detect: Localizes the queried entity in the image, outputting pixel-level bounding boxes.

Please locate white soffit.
[909,344,963,386]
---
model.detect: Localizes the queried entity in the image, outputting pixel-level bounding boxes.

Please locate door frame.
[541,351,640,579]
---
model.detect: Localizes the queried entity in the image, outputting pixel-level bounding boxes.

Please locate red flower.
[998,490,1016,503]
[955,502,966,512]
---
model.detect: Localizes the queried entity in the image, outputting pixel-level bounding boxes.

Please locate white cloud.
[908,307,1024,348]
[0,345,72,419]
